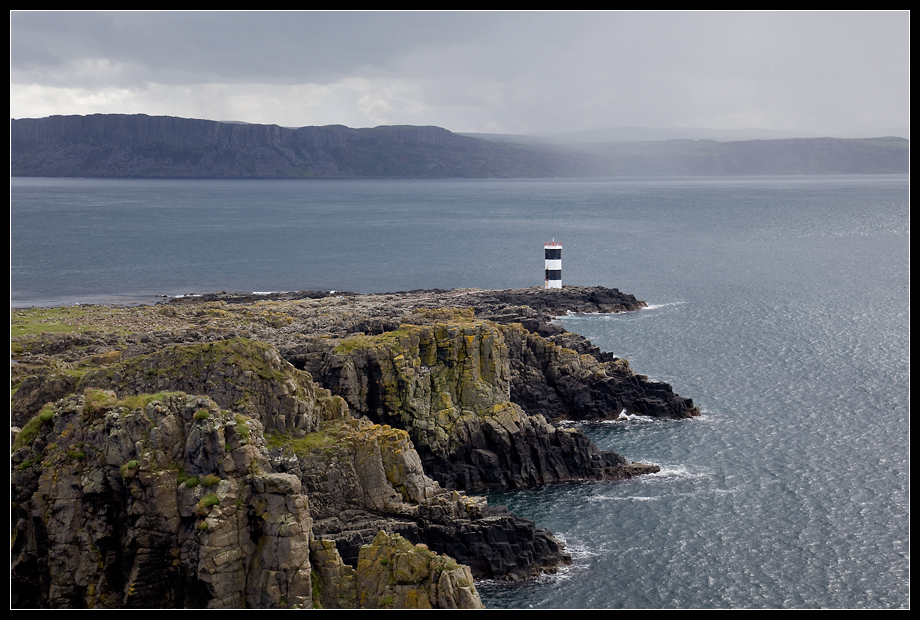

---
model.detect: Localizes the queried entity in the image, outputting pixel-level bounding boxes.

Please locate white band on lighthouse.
[544,240,562,288]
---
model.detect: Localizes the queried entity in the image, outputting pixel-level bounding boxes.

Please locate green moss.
[311,570,321,605]
[235,415,251,440]
[266,421,351,458]
[411,307,476,321]
[194,408,210,421]
[200,474,221,487]
[184,476,200,488]
[83,388,119,414]
[12,415,46,452]
[10,306,97,338]
[118,392,173,411]
[171,463,190,485]
[195,493,220,517]
[98,338,311,407]
[120,460,140,477]
[333,327,413,354]
[38,405,55,424]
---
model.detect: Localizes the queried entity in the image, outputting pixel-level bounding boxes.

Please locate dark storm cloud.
[9,11,910,137]
[10,11,504,86]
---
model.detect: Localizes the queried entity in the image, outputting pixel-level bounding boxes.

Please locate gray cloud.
[10,11,910,138]
[11,12,503,86]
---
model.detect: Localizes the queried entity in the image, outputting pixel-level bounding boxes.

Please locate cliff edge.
[11,286,698,608]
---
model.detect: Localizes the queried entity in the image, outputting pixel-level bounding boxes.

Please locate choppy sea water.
[11,175,909,608]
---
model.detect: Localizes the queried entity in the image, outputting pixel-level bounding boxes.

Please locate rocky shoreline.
[11,286,699,608]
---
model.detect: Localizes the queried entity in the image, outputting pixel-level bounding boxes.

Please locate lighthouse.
[544,240,562,288]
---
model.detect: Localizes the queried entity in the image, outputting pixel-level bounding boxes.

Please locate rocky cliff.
[290,313,668,491]
[10,391,483,608]
[11,286,698,608]
[10,114,909,178]
[9,114,552,179]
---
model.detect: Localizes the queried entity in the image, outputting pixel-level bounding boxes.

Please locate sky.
[9,11,911,139]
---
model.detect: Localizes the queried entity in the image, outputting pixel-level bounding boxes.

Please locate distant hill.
[10,114,909,179]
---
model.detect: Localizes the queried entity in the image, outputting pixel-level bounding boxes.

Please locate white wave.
[645,463,704,480]
[588,494,661,502]
[557,411,657,426]
[640,300,688,311]
[614,410,658,422]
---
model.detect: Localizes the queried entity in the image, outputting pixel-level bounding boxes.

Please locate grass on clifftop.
[266,421,355,458]
[333,327,414,354]
[10,304,186,343]
[11,306,100,338]
[332,309,480,355]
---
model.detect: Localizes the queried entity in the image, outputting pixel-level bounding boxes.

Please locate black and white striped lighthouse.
[544,239,562,288]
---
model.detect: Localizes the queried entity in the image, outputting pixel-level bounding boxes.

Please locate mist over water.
[11,174,909,608]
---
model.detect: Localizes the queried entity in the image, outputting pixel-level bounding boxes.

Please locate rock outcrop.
[11,391,316,608]
[10,390,484,608]
[293,312,662,491]
[10,286,700,608]
[268,417,568,580]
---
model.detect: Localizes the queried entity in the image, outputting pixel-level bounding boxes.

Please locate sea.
[10,174,910,609]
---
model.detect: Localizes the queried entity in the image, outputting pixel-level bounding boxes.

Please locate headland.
[11,285,699,609]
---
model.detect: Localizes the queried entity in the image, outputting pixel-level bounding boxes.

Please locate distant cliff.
[10,114,909,178]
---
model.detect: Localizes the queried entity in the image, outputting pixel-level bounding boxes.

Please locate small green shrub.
[184,476,200,488]
[38,406,55,424]
[195,493,220,517]
[119,392,169,411]
[200,474,221,487]
[12,416,43,452]
[235,415,251,440]
[120,460,140,478]
[84,388,118,415]
[194,408,210,421]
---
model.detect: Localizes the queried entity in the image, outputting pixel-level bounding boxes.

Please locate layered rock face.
[296,312,662,491]
[11,286,699,608]
[502,323,699,422]
[11,390,485,608]
[269,417,567,580]
[11,391,315,608]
